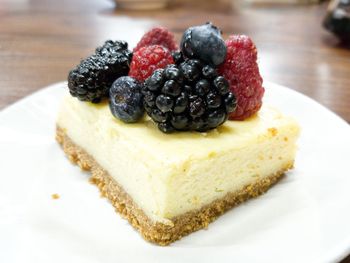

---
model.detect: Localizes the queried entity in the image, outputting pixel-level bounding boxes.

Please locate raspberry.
[219,35,264,120]
[129,45,174,82]
[133,27,178,52]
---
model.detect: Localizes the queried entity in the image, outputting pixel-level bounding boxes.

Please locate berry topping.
[202,65,218,79]
[129,45,174,82]
[179,59,202,82]
[143,61,237,133]
[68,40,132,103]
[109,76,144,123]
[134,27,178,53]
[172,51,184,65]
[219,35,264,120]
[67,23,265,134]
[180,22,227,66]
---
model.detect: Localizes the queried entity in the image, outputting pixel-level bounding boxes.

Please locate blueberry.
[109,76,144,123]
[156,94,174,112]
[180,22,227,66]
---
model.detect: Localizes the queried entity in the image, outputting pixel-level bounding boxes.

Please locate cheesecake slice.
[56,95,300,245]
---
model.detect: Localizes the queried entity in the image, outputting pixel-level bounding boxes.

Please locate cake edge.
[56,126,293,246]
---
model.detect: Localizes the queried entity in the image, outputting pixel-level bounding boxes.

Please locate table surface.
[0,0,349,261]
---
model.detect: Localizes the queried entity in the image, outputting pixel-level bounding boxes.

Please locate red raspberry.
[129,45,174,82]
[134,27,178,53]
[219,35,264,120]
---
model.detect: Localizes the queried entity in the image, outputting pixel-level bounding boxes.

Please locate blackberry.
[172,51,184,65]
[68,40,132,103]
[109,76,144,123]
[143,61,237,133]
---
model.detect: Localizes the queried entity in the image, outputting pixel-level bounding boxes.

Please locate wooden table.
[0,0,349,261]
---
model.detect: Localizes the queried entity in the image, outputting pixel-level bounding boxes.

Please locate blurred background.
[0,0,349,124]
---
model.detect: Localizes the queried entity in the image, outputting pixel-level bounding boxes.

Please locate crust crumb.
[268,127,278,137]
[52,193,60,199]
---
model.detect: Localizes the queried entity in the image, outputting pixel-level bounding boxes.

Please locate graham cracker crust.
[56,126,292,246]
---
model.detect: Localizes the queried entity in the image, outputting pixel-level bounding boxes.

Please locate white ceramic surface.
[0,82,350,263]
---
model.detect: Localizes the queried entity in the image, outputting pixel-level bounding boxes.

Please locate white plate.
[0,82,349,263]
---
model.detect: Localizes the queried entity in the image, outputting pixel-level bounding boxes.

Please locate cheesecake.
[58,23,300,245]
[56,95,300,245]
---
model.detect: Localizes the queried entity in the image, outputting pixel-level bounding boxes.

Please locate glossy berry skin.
[202,65,218,79]
[180,22,227,66]
[134,27,178,52]
[143,61,237,133]
[109,76,144,123]
[219,35,264,120]
[129,45,174,82]
[156,94,174,112]
[68,40,132,103]
[213,76,230,95]
[172,51,184,65]
[179,60,201,82]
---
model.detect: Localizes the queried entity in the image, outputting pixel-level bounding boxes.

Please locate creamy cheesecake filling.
[57,95,300,223]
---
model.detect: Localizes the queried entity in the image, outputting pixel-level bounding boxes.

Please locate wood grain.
[0,0,349,261]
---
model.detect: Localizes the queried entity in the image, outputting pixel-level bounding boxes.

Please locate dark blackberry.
[155,94,174,112]
[189,97,205,118]
[213,76,230,95]
[158,122,175,133]
[144,69,164,91]
[143,61,237,133]
[206,91,222,109]
[68,40,132,103]
[172,51,184,65]
[179,60,201,82]
[202,65,218,79]
[162,80,181,96]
